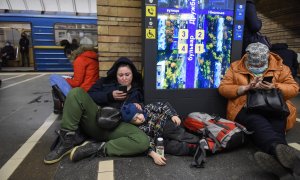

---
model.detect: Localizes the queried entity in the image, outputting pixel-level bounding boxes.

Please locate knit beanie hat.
[121,103,141,123]
[245,42,269,75]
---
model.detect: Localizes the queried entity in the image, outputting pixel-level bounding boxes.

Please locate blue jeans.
[49,74,72,96]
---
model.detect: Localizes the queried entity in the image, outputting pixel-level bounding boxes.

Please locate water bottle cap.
[157,137,163,141]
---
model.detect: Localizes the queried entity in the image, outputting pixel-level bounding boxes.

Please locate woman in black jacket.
[44,57,148,164]
[88,57,143,108]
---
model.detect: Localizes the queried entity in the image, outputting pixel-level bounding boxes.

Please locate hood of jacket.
[104,57,143,88]
[69,45,97,62]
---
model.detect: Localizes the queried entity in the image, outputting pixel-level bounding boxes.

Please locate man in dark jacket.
[242,0,263,54]
[1,41,15,67]
[271,43,298,78]
[19,32,30,67]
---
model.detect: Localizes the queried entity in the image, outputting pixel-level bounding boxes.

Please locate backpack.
[183,112,252,168]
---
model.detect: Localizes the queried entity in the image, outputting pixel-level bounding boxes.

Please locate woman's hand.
[112,90,127,101]
[237,76,261,95]
[149,151,166,166]
[258,81,275,90]
[171,116,181,126]
[249,76,262,89]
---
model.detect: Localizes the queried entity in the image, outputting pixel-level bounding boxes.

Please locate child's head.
[121,103,145,125]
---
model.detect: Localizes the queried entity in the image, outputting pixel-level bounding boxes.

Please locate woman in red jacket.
[50,45,99,114]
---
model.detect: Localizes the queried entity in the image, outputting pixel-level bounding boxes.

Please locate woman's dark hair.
[60,39,70,47]
[71,39,79,50]
[105,57,143,88]
[60,39,72,56]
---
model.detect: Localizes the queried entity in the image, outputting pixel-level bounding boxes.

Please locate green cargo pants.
[60,88,149,156]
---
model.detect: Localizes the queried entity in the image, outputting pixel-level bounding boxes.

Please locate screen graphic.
[156,0,235,89]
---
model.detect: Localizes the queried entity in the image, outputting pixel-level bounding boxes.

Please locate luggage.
[183,112,252,168]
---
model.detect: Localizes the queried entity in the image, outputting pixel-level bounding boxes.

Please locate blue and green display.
[156,0,235,89]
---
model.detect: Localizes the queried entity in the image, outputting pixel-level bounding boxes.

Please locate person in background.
[70,39,79,51]
[60,39,72,55]
[120,102,200,166]
[19,32,30,67]
[1,41,15,67]
[218,42,300,179]
[44,57,148,164]
[271,43,299,83]
[242,0,263,54]
[49,44,98,114]
[79,32,93,45]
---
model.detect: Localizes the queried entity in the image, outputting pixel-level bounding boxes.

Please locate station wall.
[96,0,300,76]
[96,0,142,77]
[256,0,300,53]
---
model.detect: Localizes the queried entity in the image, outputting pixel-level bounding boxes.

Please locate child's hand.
[133,103,142,111]
[149,151,166,166]
[171,116,181,126]
[152,152,166,166]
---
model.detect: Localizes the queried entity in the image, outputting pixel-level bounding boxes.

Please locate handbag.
[246,88,290,116]
[96,106,121,130]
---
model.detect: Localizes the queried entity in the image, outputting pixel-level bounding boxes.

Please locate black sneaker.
[254,151,293,180]
[70,141,106,162]
[275,144,300,170]
[44,130,76,164]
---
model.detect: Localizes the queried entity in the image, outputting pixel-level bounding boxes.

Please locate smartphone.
[118,85,127,93]
[263,76,273,83]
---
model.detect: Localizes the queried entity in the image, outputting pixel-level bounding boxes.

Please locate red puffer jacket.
[66,50,99,92]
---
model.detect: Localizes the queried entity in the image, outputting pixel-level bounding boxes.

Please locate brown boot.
[52,90,63,114]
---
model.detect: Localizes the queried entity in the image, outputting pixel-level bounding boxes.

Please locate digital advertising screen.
[156,0,235,90]
[143,0,246,117]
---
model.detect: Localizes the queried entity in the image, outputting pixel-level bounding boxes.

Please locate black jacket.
[1,45,15,60]
[242,0,262,53]
[19,36,29,53]
[271,43,298,78]
[88,57,144,108]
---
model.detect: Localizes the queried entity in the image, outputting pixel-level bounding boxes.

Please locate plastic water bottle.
[156,137,164,157]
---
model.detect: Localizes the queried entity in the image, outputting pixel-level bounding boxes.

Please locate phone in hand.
[118,85,127,93]
[263,76,273,83]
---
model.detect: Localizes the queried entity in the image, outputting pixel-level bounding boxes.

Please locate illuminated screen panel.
[156,0,235,89]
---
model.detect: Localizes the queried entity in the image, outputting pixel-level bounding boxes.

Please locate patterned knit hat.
[121,103,141,123]
[245,42,269,74]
